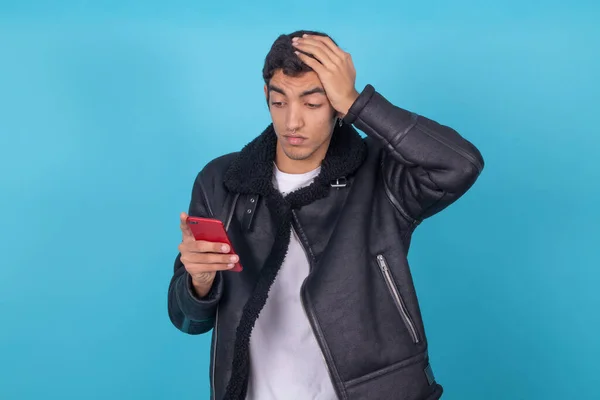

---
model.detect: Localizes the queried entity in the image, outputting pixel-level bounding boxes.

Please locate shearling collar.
[223,122,367,198]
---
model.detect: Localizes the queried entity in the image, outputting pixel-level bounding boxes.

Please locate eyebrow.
[268,84,326,97]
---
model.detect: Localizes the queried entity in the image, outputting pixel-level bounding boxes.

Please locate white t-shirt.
[245,164,337,400]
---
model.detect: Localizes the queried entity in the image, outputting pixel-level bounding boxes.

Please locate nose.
[285,104,303,133]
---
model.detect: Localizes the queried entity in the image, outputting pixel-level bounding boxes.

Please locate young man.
[168,30,484,400]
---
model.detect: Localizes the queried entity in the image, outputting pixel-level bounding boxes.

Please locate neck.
[275,142,327,174]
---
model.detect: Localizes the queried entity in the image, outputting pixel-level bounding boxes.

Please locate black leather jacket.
[168,84,484,400]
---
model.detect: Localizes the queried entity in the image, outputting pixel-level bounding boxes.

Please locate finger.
[306,35,347,59]
[178,241,230,256]
[293,39,335,68]
[180,212,194,242]
[189,262,237,273]
[293,40,335,67]
[181,252,239,265]
[192,240,231,254]
[294,51,326,75]
[297,36,343,63]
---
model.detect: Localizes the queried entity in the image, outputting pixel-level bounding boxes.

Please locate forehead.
[269,70,323,95]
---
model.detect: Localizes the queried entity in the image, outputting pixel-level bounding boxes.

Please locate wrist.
[338,89,360,118]
[191,275,215,298]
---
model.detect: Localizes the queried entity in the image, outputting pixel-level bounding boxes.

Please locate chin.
[283,147,315,161]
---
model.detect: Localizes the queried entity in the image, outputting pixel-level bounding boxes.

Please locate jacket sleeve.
[167,170,225,335]
[343,84,484,222]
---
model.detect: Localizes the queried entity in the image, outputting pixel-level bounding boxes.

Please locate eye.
[271,102,285,108]
[306,103,321,109]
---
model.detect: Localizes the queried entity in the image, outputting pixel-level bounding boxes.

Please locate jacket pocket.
[376,254,420,344]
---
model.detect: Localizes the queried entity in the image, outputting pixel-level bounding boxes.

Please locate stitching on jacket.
[345,350,427,388]
[380,154,419,225]
[415,124,483,172]
[391,113,418,149]
[357,115,415,166]
[225,193,240,231]
[291,212,316,261]
[199,179,215,218]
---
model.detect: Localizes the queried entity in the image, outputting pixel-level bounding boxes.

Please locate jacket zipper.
[376,254,420,344]
[292,213,347,400]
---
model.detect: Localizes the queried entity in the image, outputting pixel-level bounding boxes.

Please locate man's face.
[264,69,337,165]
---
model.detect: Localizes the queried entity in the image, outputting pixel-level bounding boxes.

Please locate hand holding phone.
[178,212,241,296]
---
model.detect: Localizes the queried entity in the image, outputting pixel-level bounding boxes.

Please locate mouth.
[283,135,307,145]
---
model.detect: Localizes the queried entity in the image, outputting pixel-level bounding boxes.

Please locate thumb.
[180,212,194,241]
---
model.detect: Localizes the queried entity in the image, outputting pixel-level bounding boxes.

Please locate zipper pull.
[377,255,387,271]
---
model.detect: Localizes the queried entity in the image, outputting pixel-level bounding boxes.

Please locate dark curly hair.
[262,30,338,85]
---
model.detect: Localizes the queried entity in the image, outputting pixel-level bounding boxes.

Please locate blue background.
[1,1,598,399]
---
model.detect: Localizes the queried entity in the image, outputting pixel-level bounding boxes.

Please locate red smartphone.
[186,216,243,272]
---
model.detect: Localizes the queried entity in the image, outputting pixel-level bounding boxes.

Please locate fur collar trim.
[223,122,367,199]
